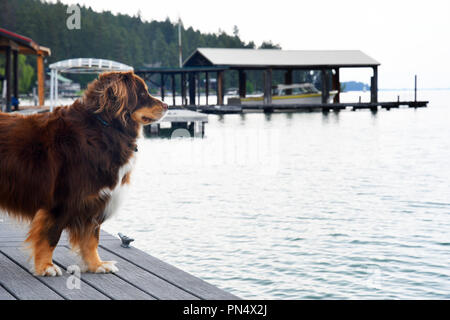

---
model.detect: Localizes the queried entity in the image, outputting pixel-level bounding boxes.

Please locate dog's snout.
[161,102,168,110]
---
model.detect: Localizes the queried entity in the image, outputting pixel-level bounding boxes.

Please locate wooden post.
[181,72,186,106]
[188,72,196,105]
[172,73,176,107]
[160,73,165,101]
[5,46,11,112]
[37,54,45,106]
[371,66,378,103]
[217,71,224,106]
[414,74,417,102]
[238,69,246,98]
[197,72,201,105]
[263,68,272,105]
[12,50,18,110]
[205,72,209,105]
[321,69,330,104]
[332,68,340,103]
[284,69,293,95]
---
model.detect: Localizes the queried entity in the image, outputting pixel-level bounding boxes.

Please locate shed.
[0,28,50,111]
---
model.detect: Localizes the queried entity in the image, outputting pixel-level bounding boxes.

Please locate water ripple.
[103,91,450,299]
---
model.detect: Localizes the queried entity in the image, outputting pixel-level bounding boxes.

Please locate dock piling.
[414,74,417,102]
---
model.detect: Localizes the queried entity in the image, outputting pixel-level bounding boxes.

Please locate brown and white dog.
[0,71,167,276]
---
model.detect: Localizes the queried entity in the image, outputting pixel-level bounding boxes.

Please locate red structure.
[0,28,51,111]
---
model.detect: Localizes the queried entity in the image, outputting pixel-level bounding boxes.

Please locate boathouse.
[183,48,381,106]
[0,28,50,111]
[136,48,381,108]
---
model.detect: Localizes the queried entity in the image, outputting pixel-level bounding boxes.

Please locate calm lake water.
[103,90,450,299]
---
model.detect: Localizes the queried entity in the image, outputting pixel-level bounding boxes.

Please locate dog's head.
[85,71,168,126]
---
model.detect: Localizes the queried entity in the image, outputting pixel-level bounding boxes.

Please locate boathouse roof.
[183,48,380,69]
[0,27,50,56]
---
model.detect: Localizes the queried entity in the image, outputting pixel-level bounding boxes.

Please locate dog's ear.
[96,72,135,123]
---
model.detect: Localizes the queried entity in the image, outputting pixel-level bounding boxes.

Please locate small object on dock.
[118,233,134,248]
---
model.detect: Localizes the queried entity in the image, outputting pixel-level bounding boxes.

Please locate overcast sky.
[57,0,450,89]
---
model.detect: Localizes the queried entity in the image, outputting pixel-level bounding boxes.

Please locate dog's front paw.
[94,261,118,274]
[35,263,63,277]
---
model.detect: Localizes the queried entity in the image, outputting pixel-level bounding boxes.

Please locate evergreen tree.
[0,0,280,91]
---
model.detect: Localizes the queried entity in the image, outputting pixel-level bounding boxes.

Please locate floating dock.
[144,109,208,138]
[0,217,238,300]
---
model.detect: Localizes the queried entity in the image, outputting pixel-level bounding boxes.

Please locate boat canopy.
[48,58,133,110]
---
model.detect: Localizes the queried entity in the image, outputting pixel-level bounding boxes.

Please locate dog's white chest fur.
[100,154,136,221]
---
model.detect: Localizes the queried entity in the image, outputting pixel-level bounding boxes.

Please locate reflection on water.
[103,90,450,299]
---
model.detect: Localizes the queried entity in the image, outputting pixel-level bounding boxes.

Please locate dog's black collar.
[96,115,110,127]
[96,115,137,152]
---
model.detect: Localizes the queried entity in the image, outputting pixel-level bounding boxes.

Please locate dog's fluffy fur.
[0,71,167,276]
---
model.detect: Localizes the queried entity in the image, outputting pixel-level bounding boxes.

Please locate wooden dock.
[0,217,238,300]
[184,100,428,114]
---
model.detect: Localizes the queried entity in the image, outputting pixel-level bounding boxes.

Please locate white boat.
[239,83,338,105]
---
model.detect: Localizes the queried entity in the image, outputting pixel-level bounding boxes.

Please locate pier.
[136,48,429,114]
[0,216,238,300]
[185,100,428,114]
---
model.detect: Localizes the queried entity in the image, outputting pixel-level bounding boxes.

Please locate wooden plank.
[0,239,117,248]
[100,242,240,300]
[0,233,116,246]
[96,247,198,300]
[0,251,63,300]
[1,246,110,300]
[0,218,116,242]
[0,284,16,300]
[51,246,155,300]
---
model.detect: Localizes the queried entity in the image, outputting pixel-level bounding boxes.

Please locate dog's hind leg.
[25,209,63,276]
[69,225,118,273]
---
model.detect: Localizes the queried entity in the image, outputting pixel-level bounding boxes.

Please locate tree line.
[0,0,284,93]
